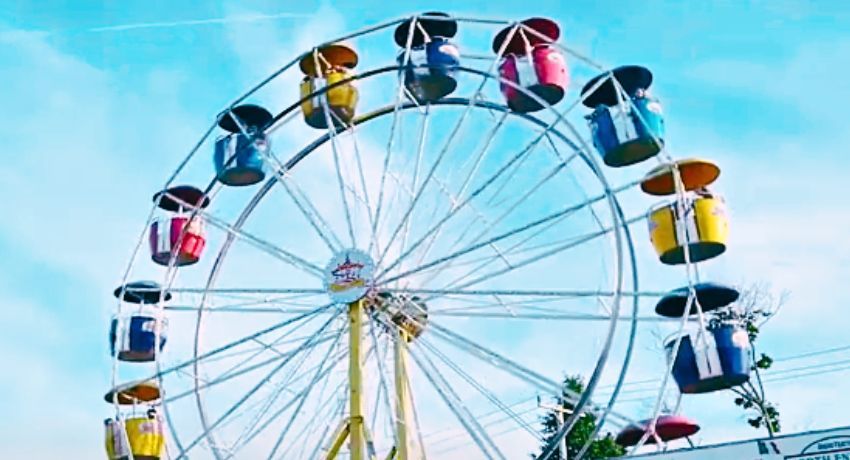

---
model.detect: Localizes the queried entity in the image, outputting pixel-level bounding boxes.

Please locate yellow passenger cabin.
[104,413,165,460]
[299,43,360,129]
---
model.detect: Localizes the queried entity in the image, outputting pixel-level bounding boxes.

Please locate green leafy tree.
[711,283,784,437]
[533,375,624,459]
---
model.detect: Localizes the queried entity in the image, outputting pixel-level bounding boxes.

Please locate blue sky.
[1,0,849,458]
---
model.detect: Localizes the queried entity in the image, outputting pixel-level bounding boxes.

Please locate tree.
[711,283,784,437]
[533,375,624,460]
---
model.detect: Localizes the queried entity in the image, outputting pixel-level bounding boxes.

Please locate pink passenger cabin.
[149,185,210,267]
[493,18,569,113]
[616,414,700,447]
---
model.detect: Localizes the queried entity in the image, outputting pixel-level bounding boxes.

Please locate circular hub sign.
[323,249,375,304]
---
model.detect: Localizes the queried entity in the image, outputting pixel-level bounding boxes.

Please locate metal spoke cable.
[235,352,348,451]
[230,325,343,453]
[271,168,343,252]
[368,15,418,255]
[377,111,569,283]
[314,76,358,249]
[405,111,513,278]
[199,208,324,277]
[164,333,342,405]
[152,304,335,385]
[177,310,340,458]
[428,321,632,428]
[442,213,644,294]
[375,25,520,269]
[340,115,378,253]
[396,105,432,278]
[408,342,505,460]
[379,180,640,287]
[266,324,346,459]
[417,337,541,440]
[367,315,398,443]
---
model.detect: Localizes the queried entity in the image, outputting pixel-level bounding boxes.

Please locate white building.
[630,426,850,459]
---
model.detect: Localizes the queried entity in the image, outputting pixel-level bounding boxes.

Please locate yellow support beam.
[394,329,413,460]
[324,421,351,460]
[349,299,366,460]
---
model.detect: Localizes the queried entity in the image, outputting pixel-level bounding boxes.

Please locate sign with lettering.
[786,436,850,459]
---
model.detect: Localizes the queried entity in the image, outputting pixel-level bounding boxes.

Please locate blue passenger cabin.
[581,65,664,167]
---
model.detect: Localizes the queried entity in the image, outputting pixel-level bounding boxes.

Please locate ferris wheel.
[103,12,749,460]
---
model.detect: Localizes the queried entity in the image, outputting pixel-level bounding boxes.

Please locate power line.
[774,344,850,363]
[596,343,850,395]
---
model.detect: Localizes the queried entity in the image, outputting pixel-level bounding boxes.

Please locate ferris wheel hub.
[323,248,375,304]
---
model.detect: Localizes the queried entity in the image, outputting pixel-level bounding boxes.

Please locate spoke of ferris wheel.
[235,352,349,453]
[199,208,324,277]
[368,16,418,257]
[178,311,340,458]
[165,331,342,406]
[413,179,640,290]
[432,303,587,316]
[308,399,349,459]
[315,96,358,249]
[457,152,572,261]
[157,304,335,388]
[267,163,343,252]
[541,134,606,241]
[417,337,541,441]
[429,299,628,316]
[228,325,343,452]
[415,109,508,240]
[430,412,539,457]
[282,347,346,459]
[342,115,378,253]
[187,289,323,304]
[430,301,626,317]
[237,318,360,453]
[367,315,398,442]
[408,341,506,460]
[428,321,633,428]
[431,311,684,322]
[435,212,644,295]
[225,365,345,458]
[393,288,665,298]
[265,324,345,460]
[164,293,327,312]
[458,110,511,202]
[378,178,637,287]
[375,25,519,271]
[165,305,324,314]
[386,88,612,285]
[275,386,346,460]
[239,331,379,456]
[404,115,511,285]
[257,137,344,250]
[483,136,542,210]
[379,116,563,283]
[395,106,430,281]
[170,287,326,295]
[424,174,513,270]
[169,330,312,396]
[418,156,574,290]
[425,399,537,445]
